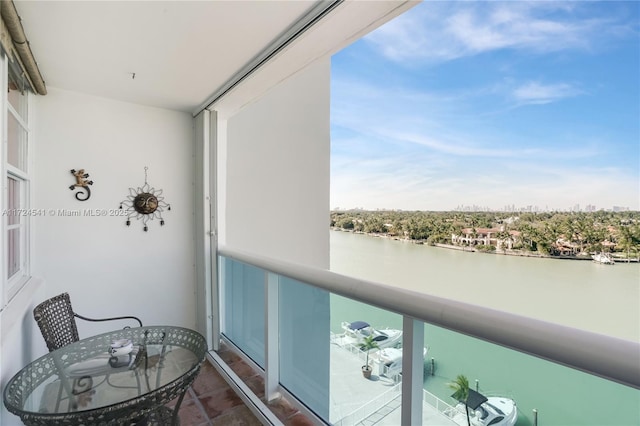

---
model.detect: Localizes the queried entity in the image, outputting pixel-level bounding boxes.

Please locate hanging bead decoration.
[119,167,171,232]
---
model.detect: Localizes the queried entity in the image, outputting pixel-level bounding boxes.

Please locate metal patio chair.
[33,292,143,352]
[30,293,151,422]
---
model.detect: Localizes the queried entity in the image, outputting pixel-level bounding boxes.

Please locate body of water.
[329,230,640,425]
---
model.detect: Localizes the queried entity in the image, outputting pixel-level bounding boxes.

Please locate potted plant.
[359,334,379,379]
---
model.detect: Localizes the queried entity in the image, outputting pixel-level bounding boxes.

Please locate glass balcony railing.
[217,250,640,425]
[220,258,266,368]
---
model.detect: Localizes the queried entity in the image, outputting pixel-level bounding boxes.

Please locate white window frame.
[1,52,32,306]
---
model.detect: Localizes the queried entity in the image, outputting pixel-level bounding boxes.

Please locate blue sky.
[330,1,639,211]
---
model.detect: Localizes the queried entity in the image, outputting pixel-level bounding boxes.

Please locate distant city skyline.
[330,1,640,212]
[332,204,634,213]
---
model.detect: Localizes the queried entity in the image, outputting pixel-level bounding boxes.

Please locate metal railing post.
[401,316,424,425]
[265,272,280,402]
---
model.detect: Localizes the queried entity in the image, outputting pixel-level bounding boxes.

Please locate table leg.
[170,388,189,425]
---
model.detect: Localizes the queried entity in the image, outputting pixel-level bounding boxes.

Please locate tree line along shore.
[330,210,640,260]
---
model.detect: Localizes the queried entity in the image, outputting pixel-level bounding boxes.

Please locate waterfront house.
[451,227,500,246]
[451,227,520,250]
[552,241,578,256]
[0,1,637,425]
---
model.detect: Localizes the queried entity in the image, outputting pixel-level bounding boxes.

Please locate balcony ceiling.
[13,1,322,112]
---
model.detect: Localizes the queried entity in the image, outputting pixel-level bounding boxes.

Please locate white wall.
[222,58,330,269]
[31,88,196,338]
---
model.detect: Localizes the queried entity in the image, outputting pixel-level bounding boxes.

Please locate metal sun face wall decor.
[119,167,171,231]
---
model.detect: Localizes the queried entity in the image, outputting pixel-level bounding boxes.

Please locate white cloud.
[364,2,620,64]
[445,4,590,54]
[512,81,583,105]
[332,78,596,161]
[392,132,515,157]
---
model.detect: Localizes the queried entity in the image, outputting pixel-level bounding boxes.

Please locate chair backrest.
[33,292,80,352]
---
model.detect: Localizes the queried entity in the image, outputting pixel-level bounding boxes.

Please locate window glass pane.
[7,177,20,226]
[8,76,28,120]
[8,228,20,279]
[7,112,27,171]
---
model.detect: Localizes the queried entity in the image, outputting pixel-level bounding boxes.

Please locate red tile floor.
[170,345,315,426]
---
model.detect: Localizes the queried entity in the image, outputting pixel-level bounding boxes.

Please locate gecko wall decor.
[119,167,171,232]
[69,169,93,201]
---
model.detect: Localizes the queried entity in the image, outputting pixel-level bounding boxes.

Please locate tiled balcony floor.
[171,345,314,426]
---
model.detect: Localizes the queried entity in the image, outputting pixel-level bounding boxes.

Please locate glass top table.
[3,326,207,426]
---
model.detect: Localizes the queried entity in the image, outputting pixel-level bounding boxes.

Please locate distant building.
[451,227,520,249]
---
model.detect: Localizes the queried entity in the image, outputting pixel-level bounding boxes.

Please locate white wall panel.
[224,58,330,269]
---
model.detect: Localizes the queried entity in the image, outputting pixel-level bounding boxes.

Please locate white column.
[194,110,215,349]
